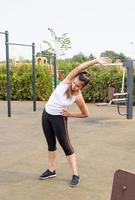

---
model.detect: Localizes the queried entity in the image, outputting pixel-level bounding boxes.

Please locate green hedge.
[0,63,135,103]
[82,66,125,102]
[0,64,53,101]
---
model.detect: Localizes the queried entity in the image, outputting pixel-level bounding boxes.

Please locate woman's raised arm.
[63,57,109,83]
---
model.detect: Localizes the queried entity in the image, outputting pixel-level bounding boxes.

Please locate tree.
[118,52,128,62]
[89,53,96,60]
[43,28,71,58]
[100,50,129,62]
[72,52,89,62]
[100,50,118,62]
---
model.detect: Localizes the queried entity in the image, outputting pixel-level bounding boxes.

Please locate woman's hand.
[60,110,70,117]
[97,57,109,66]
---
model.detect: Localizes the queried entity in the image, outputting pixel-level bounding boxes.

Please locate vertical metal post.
[53,53,57,88]
[125,60,133,119]
[5,31,11,117]
[32,43,36,111]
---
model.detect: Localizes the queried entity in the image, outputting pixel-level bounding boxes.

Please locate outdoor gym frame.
[114,60,134,119]
[0,31,36,117]
[124,60,134,119]
[97,60,134,119]
[0,31,133,119]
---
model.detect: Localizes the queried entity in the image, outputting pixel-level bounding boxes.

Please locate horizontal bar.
[112,98,127,102]
[8,42,32,47]
[113,92,128,96]
[0,31,5,34]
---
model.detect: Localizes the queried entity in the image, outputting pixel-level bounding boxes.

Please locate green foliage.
[43,28,71,57]
[36,65,53,100]
[0,64,6,99]
[0,61,135,103]
[89,53,96,60]
[72,52,89,62]
[83,66,124,102]
[10,64,32,100]
[0,64,53,101]
[118,52,128,62]
[58,59,79,75]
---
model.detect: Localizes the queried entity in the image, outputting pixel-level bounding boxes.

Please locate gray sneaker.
[70,175,80,187]
[39,169,56,180]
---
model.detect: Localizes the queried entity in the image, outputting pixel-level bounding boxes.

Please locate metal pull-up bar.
[8,43,33,47]
[0,31,6,34]
[0,31,11,117]
[0,30,36,117]
[8,41,36,113]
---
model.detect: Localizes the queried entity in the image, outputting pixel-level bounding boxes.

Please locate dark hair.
[65,71,90,99]
[78,71,90,87]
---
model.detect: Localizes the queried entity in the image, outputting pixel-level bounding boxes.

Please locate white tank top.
[45,82,79,115]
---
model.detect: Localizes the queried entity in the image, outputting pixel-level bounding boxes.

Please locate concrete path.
[0,101,135,200]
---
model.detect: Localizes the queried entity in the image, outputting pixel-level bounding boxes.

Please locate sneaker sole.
[39,174,56,180]
[70,179,80,187]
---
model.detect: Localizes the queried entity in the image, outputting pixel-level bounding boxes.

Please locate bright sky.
[0,0,135,60]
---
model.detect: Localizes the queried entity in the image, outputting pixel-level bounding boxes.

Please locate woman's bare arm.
[60,94,89,118]
[63,57,109,83]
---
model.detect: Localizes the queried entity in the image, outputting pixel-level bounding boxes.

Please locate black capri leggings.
[42,109,74,156]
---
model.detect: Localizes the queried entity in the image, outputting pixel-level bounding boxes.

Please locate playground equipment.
[0,31,58,117]
[36,56,48,65]
[97,60,133,119]
[40,53,58,88]
[111,66,127,103]
[111,169,135,200]
[0,31,36,117]
[97,64,127,106]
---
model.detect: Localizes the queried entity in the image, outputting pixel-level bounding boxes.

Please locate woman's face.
[71,77,84,92]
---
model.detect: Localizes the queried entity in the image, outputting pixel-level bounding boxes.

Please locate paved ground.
[0,101,135,200]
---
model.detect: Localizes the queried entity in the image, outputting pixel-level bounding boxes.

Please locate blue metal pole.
[5,31,11,117]
[32,43,36,111]
[124,60,133,119]
[126,60,133,119]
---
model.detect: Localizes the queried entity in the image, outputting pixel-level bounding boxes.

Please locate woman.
[40,57,108,187]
